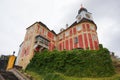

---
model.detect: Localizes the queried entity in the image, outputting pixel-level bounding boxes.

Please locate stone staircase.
[0,74,5,80]
[0,70,19,80]
[0,68,31,80]
[8,68,31,80]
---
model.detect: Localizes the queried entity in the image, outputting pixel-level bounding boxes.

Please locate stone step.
[8,68,31,80]
[0,71,19,80]
[0,74,5,80]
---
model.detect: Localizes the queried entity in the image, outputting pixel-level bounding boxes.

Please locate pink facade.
[19,7,99,58]
[57,22,99,51]
[16,6,100,69]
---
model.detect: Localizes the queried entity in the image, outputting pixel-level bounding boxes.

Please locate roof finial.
[81,4,83,8]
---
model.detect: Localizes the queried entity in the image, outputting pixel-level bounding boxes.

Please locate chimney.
[60,28,64,32]
[66,24,68,29]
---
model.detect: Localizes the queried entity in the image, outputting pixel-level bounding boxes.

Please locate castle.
[15,6,99,69]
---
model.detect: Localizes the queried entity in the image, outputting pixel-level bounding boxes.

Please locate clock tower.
[76,5,93,23]
[75,5,99,50]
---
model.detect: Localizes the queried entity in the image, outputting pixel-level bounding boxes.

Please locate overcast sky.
[0,0,120,57]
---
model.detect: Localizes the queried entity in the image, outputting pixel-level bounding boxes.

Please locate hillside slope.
[25,48,118,80]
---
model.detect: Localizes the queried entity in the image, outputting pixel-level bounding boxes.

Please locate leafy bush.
[26,48,115,77]
[99,44,103,49]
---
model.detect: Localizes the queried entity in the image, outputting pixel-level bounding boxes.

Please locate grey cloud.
[0,0,120,57]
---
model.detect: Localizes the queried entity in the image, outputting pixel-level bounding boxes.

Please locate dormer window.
[78,15,81,20]
[85,14,90,18]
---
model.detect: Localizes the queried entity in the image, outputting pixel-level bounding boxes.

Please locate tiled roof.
[58,18,97,35]
[26,18,97,36]
[26,22,57,35]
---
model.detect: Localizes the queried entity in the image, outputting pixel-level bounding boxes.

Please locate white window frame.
[77,26,82,31]
[54,36,56,41]
[44,30,48,36]
[59,34,63,40]
[92,35,97,41]
[65,31,69,37]
[90,26,95,30]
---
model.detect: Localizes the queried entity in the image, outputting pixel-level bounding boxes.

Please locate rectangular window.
[74,37,78,44]
[92,35,97,41]
[59,34,63,40]
[63,33,65,39]
[40,28,42,33]
[45,40,49,46]
[54,36,56,41]
[65,31,69,37]
[44,30,48,36]
[90,26,95,31]
[77,26,82,31]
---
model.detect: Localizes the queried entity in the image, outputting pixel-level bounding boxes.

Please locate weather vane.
[13,51,15,55]
[81,4,83,8]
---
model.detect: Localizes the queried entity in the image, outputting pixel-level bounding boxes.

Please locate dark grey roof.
[58,18,97,35]
[78,7,88,14]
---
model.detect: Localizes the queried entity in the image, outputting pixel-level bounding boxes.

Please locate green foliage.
[43,73,64,80]
[26,48,115,77]
[99,44,103,49]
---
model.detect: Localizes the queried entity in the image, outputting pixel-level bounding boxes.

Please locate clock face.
[85,14,90,18]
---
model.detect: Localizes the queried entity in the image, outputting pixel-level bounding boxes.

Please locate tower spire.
[76,5,93,23]
[81,4,83,9]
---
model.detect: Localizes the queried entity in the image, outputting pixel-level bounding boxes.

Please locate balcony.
[34,35,50,52]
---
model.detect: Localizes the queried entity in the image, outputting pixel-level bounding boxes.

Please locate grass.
[26,71,120,80]
[26,53,120,80]
[63,74,120,80]
[26,71,43,80]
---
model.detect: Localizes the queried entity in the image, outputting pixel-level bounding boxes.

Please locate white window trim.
[65,31,69,37]
[90,26,95,30]
[59,34,63,40]
[77,26,82,31]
